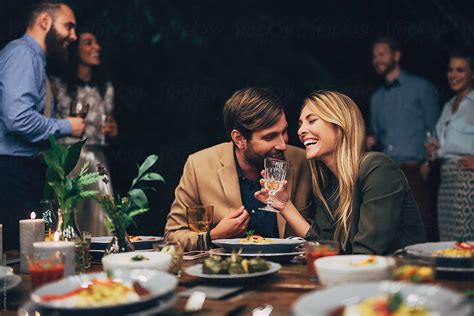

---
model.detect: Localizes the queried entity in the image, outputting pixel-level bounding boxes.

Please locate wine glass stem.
[197,233,206,251]
[267,192,275,207]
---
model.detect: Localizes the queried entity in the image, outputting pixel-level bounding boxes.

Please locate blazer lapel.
[217,143,242,212]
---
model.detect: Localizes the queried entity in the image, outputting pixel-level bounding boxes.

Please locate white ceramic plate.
[31,269,178,313]
[404,241,474,272]
[102,252,172,272]
[208,248,303,263]
[0,274,21,292]
[212,238,304,253]
[292,281,471,316]
[185,261,281,280]
[0,266,13,281]
[91,236,163,251]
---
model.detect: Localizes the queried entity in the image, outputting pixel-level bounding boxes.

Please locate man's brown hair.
[223,87,284,140]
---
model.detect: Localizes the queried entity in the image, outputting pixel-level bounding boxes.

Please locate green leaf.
[79,190,98,198]
[140,173,165,183]
[128,189,148,208]
[43,151,64,179]
[128,208,149,218]
[136,155,159,180]
[64,138,88,176]
[77,172,101,186]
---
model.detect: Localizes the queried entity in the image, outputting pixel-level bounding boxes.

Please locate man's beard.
[45,25,69,69]
[376,58,397,77]
[244,147,285,170]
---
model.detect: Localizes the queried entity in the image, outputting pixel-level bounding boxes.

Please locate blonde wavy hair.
[303,91,367,249]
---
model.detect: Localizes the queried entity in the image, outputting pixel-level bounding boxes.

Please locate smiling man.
[0,1,84,250]
[165,88,313,251]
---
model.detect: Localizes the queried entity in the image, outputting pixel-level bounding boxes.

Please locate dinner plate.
[292,281,471,316]
[212,238,304,253]
[91,236,163,251]
[185,261,281,280]
[0,274,21,292]
[208,248,303,263]
[0,266,13,281]
[404,241,474,272]
[31,269,178,314]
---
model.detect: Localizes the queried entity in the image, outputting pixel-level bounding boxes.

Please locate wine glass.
[186,205,213,251]
[259,158,290,213]
[70,101,90,118]
[425,130,439,161]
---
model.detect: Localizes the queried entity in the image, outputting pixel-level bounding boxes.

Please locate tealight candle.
[33,232,75,276]
[20,212,45,273]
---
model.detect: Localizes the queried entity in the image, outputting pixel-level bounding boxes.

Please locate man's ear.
[231,129,246,149]
[37,12,53,32]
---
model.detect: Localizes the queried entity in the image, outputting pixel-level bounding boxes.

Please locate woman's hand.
[101,115,118,137]
[458,156,474,170]
[254,170,290,212]
[424,142,439,161]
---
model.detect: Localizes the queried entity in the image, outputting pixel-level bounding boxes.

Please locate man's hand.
[67,117,85,137]
[210,206,250,240]
[254,170,289,212]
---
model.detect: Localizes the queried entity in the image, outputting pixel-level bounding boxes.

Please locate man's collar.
[22,34,46,63]
[384,70,406,90]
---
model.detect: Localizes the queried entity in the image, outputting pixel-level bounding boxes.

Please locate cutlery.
[252,304,273,316]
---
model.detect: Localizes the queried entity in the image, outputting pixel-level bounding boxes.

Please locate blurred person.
[424,50,474,241]
[0,1,84,250]
[165,87,313,251]
[369,37,441,241]
[255,91,427,255]
[51,29,118,236]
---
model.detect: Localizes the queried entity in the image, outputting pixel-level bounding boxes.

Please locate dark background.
[1,0,473,235]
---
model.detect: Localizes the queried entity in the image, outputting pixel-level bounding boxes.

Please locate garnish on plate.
[239,230,275,244]
[432,240,474,257]
[350,256,377,266]
[131,254,149,261]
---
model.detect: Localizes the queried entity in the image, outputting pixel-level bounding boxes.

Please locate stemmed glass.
[259,158,290,213]
[425,130,439,162]
[70,101,90,118]
[186,205,214,252]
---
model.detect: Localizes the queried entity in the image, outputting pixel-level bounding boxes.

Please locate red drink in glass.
[304,241,339,278]
[28,252,65,288]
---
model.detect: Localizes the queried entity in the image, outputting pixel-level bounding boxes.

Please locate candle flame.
[53,231,60,242]
[30,211,36,219]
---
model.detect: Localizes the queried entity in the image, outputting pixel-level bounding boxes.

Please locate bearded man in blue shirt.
[0,1,85,249]
[368,37,441,241]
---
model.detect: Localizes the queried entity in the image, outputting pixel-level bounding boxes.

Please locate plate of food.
[185,252,281,280]
[31,269,178,314]
[91,236,163,251]
[213,232,304,254]
[404,241,474,272]
[292,281,471,316]
[208,248,303,263]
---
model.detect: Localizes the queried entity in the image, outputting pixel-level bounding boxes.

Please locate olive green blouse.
[305,152,427,255]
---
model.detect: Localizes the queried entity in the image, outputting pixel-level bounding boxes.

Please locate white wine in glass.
[186,205,213,251]
[259,158,290,213]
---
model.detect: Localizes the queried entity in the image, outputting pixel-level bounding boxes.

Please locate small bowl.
[102,252,172,272]
[315,255,395,286]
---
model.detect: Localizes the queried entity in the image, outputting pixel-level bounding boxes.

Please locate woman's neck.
[77,63,92,82]
[456,86,473,101]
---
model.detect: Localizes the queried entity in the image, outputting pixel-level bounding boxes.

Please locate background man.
[0,1,84,249]
[368,37,440,241]
[165,87,313,250]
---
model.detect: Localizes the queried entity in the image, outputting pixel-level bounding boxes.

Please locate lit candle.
[33,232,75,276]
[20,212,45,273]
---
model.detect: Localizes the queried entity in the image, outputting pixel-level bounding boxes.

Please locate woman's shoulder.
[358,152,402,181]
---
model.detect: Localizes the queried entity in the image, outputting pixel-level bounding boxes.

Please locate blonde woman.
[255,91,426,254]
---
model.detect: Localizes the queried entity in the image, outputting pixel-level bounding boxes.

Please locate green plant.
[43,136,100,215]
[98,154,164,234]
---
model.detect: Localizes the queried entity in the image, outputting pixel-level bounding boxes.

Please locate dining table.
[2,250,473,315]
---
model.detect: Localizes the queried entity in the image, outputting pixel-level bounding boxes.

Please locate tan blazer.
[164,142,313,250]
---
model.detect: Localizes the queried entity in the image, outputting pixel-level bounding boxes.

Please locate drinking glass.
[186,205,213,251]
[28,251,65,289]
[153,241,183,276]
[99,113,111,146]
[40,199,56,241]
[425,130,439,161]
[304,240,339,281]
[82,231,92,269]
[70,101,90,118]
[259,158,290,212]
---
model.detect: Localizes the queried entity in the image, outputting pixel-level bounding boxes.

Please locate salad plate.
[185,261,281,280]
[212,237,303,253]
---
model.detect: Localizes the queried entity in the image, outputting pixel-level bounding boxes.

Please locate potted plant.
[98,154,164,254]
